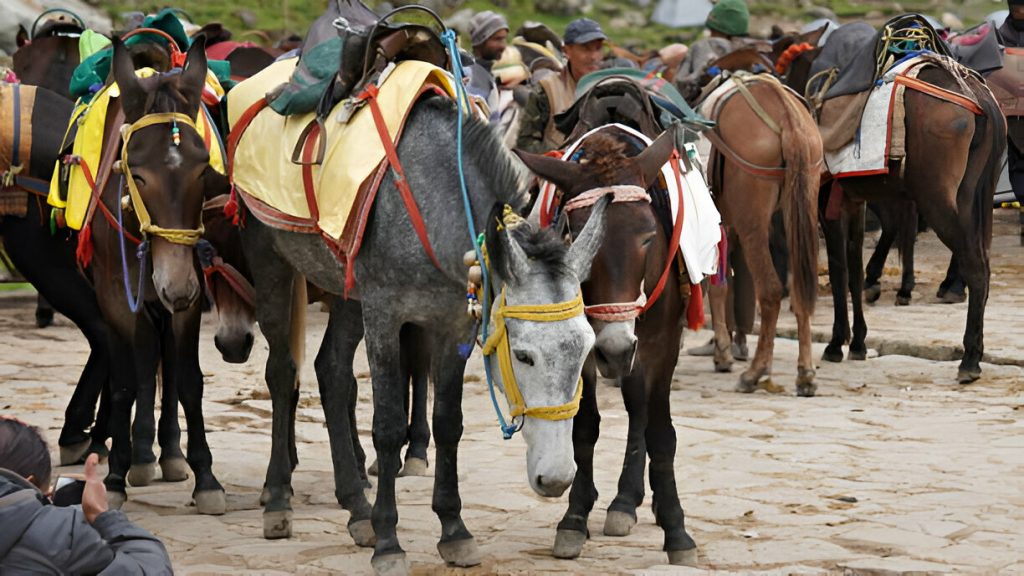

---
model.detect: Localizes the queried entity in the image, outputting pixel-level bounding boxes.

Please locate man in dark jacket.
[0,417,173,574]
[999,0,1024,207]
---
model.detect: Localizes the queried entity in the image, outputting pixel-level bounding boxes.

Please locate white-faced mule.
[237,96,608,576]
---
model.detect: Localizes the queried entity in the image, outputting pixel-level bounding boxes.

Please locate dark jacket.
[0,470,173,575]
[999,18,1024,48]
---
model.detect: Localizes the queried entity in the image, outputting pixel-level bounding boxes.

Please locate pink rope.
[563,185,651,213]
[585,292,648,322]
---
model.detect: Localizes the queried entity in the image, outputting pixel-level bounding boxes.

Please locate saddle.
[267,0,447,117]
[808,14,952,103]
[947,22,1004,76]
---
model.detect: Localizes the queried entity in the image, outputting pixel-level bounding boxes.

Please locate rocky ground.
[1,210,1022,575]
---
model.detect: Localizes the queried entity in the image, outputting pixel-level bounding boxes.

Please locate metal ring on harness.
[120,112,205,245]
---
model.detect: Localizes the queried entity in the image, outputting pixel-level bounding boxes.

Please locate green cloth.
[78,30,111,61]
[267,37,343,116]
[706,0,749,37]
[68,8,197,100]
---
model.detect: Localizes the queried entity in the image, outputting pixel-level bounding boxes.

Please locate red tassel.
[76,224,94,269]
[687,282,705,331]
[224,186,240,225]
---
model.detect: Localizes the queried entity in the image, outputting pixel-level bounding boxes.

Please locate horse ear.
[112,38,147,120]
[801,23,830,48]
[503,228,532,282]
[566,194,609,282]
[633,126,677,189]
[770,36,795,63]
[514,149,587,195]
[16,26,29,47]
[180,36,208,115]
[201,166,231,200]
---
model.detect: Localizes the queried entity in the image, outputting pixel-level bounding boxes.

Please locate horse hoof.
[714,359,733,373]
[263,509,293,539]
[160,458,189,482]
[668,547,699,567]
[107,491,126,510]
[371,552,409,576]
[941,291,967,304]
[553,529,586,559]
[59,440,91,466]
[35,308,54,328]
[194,489,227,515]
[438,537,481,567]
[348,519,376,548]
[603,510,636,537]
[796,368,817,397]
[895,294,911,306]
[822,347,844,363]
[368,459,379,477]
[957,368,981,384]
[735,375,758,394]
[399,457,429,477]
[864,284,881,303]
[127,463,157,487]
[848,349,867,361]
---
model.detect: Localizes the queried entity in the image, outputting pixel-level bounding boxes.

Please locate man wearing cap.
[516,18,608,153]
[467,10,509,121]
[674,0,750,102]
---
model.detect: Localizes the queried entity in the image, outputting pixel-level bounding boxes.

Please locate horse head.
[482,198,607,498]
[13,20,84,99]
[516,127,676,380]
[112,36,211,313]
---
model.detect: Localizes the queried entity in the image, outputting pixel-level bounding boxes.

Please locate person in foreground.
[0,417,173,574]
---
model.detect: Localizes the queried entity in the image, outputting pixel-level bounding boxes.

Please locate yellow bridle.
[119,112,205,245]
[481,287,585,421]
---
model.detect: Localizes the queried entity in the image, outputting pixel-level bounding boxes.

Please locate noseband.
[563,184,652,322]
[120,112,205,245]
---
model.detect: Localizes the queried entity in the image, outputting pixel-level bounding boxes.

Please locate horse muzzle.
[594,322,638,379]
[151,243,201,312]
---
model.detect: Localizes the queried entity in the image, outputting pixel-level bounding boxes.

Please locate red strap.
[360,84,442,270]
[643,151,686,313]
[227,99,269,181]
[300,123,322,223]
[895,74,983,115]
[538,150,564,228]
[203,257,256,308]
[73,156,141,245]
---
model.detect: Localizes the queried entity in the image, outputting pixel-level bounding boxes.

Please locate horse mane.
[454,99,528,209]
[485,203,570,283]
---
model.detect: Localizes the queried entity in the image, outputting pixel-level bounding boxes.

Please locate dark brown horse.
[778,32,1005,384]
[696,69,822,396]
[518,129,698,566]
[13,15,85,99]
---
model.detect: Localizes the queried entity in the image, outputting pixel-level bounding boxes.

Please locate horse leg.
[847,202,868,360]
[646,363,697,566]
[938,253,967,303]
[863,203,895,304]
[157,343,188,482]
[401,334,430,477]
[553,359,599,559]
[170,306,226,514]
[708,281,733,372]
[362,307,412,574]
[729,234,756,363]
[895,201,917,306]
[736,225,784,393]
[819,190,850,363]
[35,294,54,328]
[769,209,789,298]
[605,364,647,536]
[427,328,479,568]
[315,296,374,547]
[128,321,161,487]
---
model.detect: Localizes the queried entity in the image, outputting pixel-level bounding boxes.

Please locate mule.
[78,37,231,512]
[697,71,822,396]
[518,128,699,566]
[780,36,1005,383]
[238,95,607,574]
[13,15,85,99]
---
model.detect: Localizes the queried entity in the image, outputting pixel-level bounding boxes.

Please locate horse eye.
[132,175,146,188]
[513,350,535,367]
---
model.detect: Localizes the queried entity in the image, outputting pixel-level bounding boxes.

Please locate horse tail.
[970,81,1005,252]
[289,273,307,387]
[775,82,821,317]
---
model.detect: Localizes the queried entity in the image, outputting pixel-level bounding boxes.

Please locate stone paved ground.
[1,211,1022,575]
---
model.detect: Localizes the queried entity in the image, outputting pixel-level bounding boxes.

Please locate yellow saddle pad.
[228,58,457,241]
[48,69,226,231]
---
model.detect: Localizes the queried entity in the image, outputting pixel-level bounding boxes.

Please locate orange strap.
[895,75,983,115]
[300,123,322,223]
[359,84,442,270]
[642,151,686,312]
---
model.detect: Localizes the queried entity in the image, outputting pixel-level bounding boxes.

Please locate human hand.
[81,453,109,524]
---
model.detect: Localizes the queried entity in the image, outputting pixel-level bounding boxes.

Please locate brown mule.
[698,73,822,396]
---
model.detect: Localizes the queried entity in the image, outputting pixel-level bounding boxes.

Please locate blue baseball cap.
[564,18,607,45]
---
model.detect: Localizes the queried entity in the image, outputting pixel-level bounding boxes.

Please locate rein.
[120,112,205,245]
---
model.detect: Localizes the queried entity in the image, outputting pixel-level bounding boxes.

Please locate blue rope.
[441,30,519,439]
[115,174,148,313]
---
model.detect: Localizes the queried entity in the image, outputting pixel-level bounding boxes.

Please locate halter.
[120,112,205,245]
[563,184,653,322]
[480,287,585,421]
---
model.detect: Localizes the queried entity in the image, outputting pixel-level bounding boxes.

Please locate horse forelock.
[577,132,635,185]
[485,203,570,284]
[135,72,195,115]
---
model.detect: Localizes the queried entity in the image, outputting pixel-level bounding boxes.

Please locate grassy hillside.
[94,0,1008,50]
